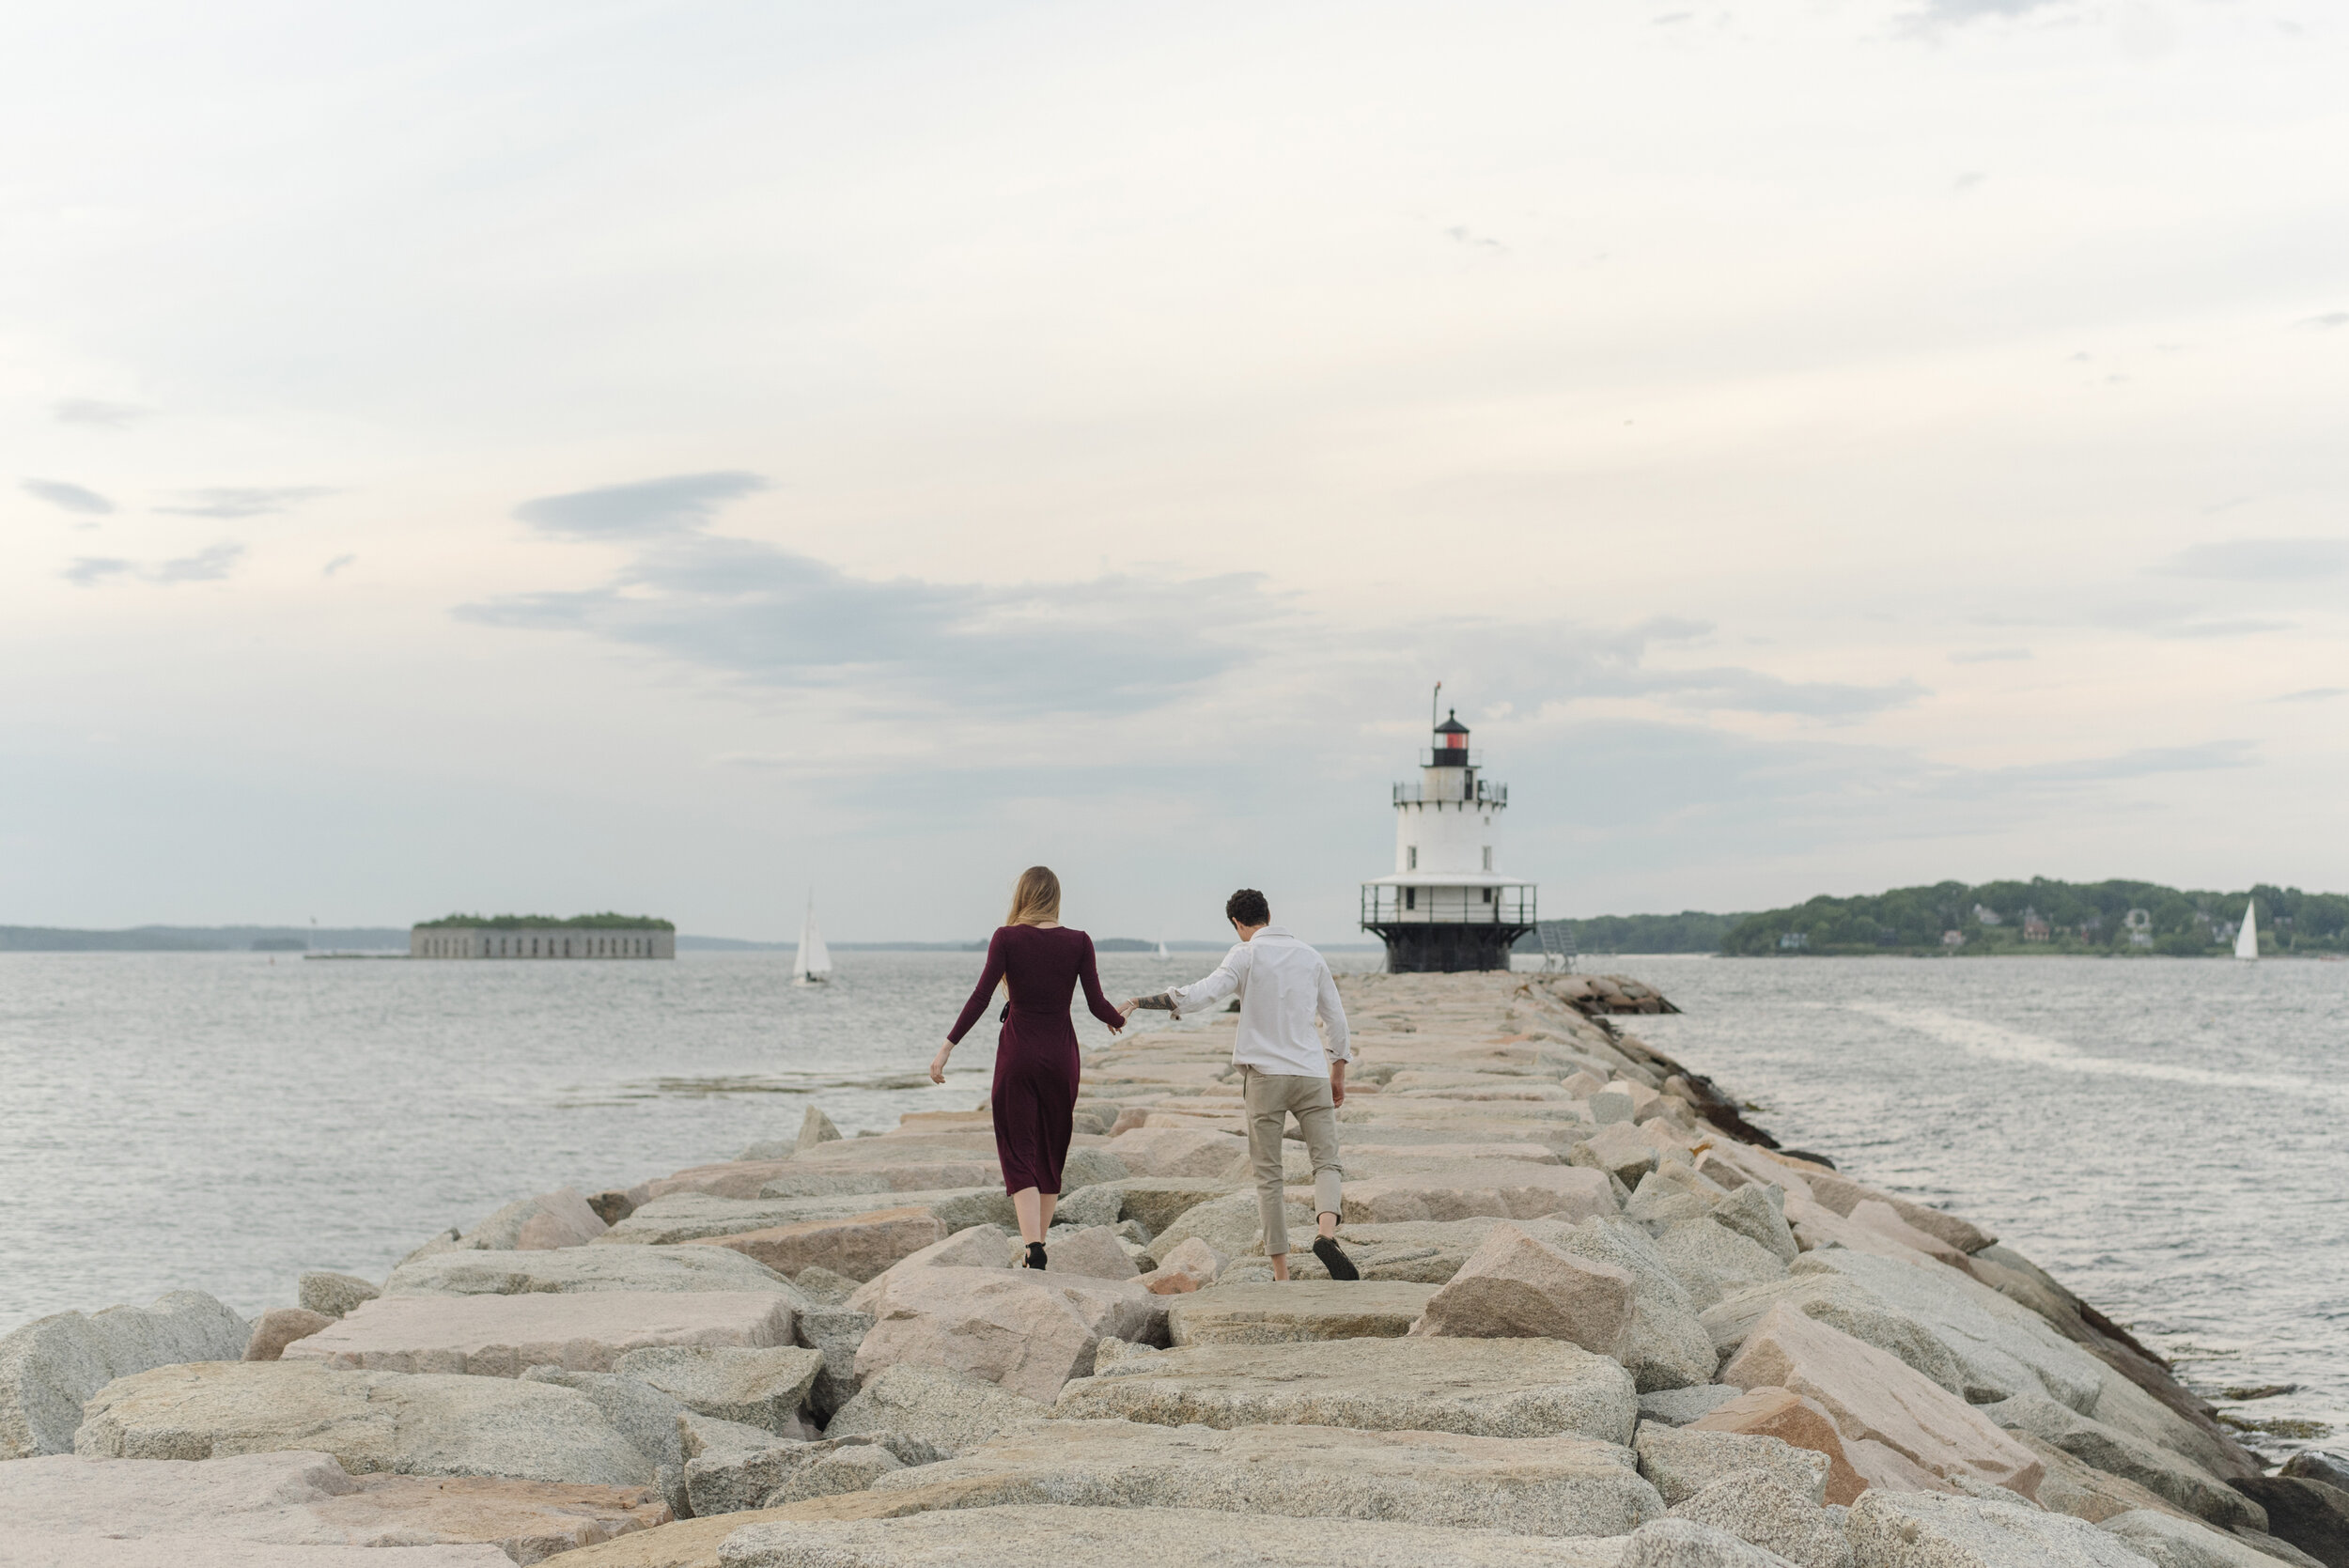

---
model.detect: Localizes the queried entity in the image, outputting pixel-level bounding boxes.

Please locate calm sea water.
[1,949,2340,1456]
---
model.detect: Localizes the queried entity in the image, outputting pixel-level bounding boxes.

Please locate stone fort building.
[410,915,676,959]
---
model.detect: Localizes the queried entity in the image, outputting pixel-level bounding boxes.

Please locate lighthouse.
[1359,706,1537,972]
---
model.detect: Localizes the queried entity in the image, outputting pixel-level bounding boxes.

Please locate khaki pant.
[1241,1066,1344,1257]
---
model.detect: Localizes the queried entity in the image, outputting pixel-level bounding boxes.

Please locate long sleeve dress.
[946,924,1124,1196]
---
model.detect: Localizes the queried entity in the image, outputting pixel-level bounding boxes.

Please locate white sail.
[794,895,832,983]
[2234,899,2259,962]
[1155,930,1169,960]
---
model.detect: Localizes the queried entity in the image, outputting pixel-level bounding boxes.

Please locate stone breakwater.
[3,972,2345,1568]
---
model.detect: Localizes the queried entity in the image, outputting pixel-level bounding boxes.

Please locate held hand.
[928,1041,954,1085]
[1117,998,1139,1017]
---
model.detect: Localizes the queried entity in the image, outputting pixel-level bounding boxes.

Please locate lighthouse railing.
[1392,780,1509,806]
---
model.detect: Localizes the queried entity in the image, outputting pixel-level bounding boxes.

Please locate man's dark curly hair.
[1225,888,1271,927]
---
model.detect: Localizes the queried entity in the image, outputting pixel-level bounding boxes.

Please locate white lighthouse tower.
[1359,706,1537,972]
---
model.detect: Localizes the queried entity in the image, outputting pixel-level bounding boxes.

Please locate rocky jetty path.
[5,971,2344,1568]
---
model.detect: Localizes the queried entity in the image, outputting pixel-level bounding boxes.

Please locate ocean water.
[1,948,2341,1457]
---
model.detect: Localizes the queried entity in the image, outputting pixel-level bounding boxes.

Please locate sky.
[5,0,2345,944]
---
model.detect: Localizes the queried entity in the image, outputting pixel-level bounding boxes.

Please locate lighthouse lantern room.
[1360,706,1537,972]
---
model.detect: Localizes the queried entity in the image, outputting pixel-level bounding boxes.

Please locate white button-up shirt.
[1167,926,1351,1077]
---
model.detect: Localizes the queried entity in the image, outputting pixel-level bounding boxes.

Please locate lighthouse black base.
[1369,922,1532,974]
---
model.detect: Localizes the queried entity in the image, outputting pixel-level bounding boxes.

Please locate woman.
[930,865,1126,1270]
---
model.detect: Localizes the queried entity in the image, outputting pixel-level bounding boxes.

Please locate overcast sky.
[5,0,2344,943]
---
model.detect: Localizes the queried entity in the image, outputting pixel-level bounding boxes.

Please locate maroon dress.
[947,925,1124,1196]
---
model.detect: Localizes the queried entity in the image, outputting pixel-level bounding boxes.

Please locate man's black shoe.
[1312,1236,1360,1281]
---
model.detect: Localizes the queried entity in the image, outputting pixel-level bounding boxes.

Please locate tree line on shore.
[1525,878,2349,957]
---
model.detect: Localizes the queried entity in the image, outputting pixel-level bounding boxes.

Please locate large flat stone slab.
[1,1291,250,1458]
[385,1248,795,1297]
[599,1189,1014,1246]
[0,1450,669,1561]
[1094,1177,1245,1236]
[717,1504,1636,1567]
[72,1360,658,1486]
[1052,1336,1637,1442]
[684,1207,947,1281]
[283,1292,795,1376]
[853,1266,1159,1405]
[1164,1281,1437,1344]
[0,1538,511,1567]
[1339,1162,1616,1225]
[856,1419,1664,1536]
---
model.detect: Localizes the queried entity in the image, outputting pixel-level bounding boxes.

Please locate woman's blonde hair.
[1004,865,1062,928]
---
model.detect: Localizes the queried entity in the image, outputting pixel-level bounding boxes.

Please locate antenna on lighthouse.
[1431,681,1441,731]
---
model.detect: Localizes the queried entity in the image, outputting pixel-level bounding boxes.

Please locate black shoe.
[1312,1237,1359,1281]
[1025,1242,1048,1271]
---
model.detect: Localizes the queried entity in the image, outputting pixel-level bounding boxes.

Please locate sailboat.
[793,895,832,986]
[2234,899,2259,962]
[1155,931,1170,961]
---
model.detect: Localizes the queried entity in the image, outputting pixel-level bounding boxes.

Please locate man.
[1124,889,1359,1281]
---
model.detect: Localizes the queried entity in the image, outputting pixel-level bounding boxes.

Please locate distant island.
[1717,878,2345,957]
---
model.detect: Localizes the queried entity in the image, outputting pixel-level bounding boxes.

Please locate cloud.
[460,529,1275,717]
[513,472,770,538]
[1951,648,2031,663]
[53,399,151,428]
[1952,172,1986,193]
[62,557,133,586]
[470,474,1921,726]
[1973,739,2255,790]
[2277,687,2346,703]
[1916,0,2067,16]
[62,542,245,588]
[323,553,356,577]
[1445,225,1505,252]
[157,487,335,519]
[2154,537,2349,582]
[2300,312,2349,330]
[22,478,116,516]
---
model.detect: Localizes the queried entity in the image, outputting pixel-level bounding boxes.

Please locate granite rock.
[1169,1281,1436,1344]
[1053,1335,1638,1442]
[713,1504,1639,1567]
[0,1535,513,1566]
[1668,1470,1854,1568]
[460,1188,610,1252]
[517,1367,692,1517]
[797,1107,843,1153]
[2010,1432,2194,1525]
[246,1310,336,1362]
[1688,1388,1870,1508]
[0,1450,668,1563]
[72,1360,658,1486]
[1136,1236,1224,1295]
[1104,1126,1248,1178]
[1141,1189,1313,1265]
[1843,1488,2150,1567]
[2098,1508,2290,1568]
[0,1290,251,1458]
[684,1209,946,1283]
[1621,1517,1805,1566]
[1708,1186,1801,1265]
[1635,1422,1831,1506]
[284,1292,796,1377]
[1704,1277,1968,1401]
[1098,1178,1247,1239]
[1041,1225,1141,1281]
[386,1247,797,1298]
[297,1276,380,1320]
[1340,1162,1618,1226]
[844,1227,1017,1312]
[613,1345,825,1434]
[822,1363,1050,1458]
[858,1418,1666,1535]
[851,1265,1159,1405]
[602,1189,1016,1248]
[1788,1251,2103,1414]
[791,1306,871,1422]
[1982,1391,2260,1531]
[1572,1123,1662,1186]
[1642,1386,1751,1427]
[1655,1220,1789,1312]
[1721,1305,2044,1498]
[1409,1222,1636,1356]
